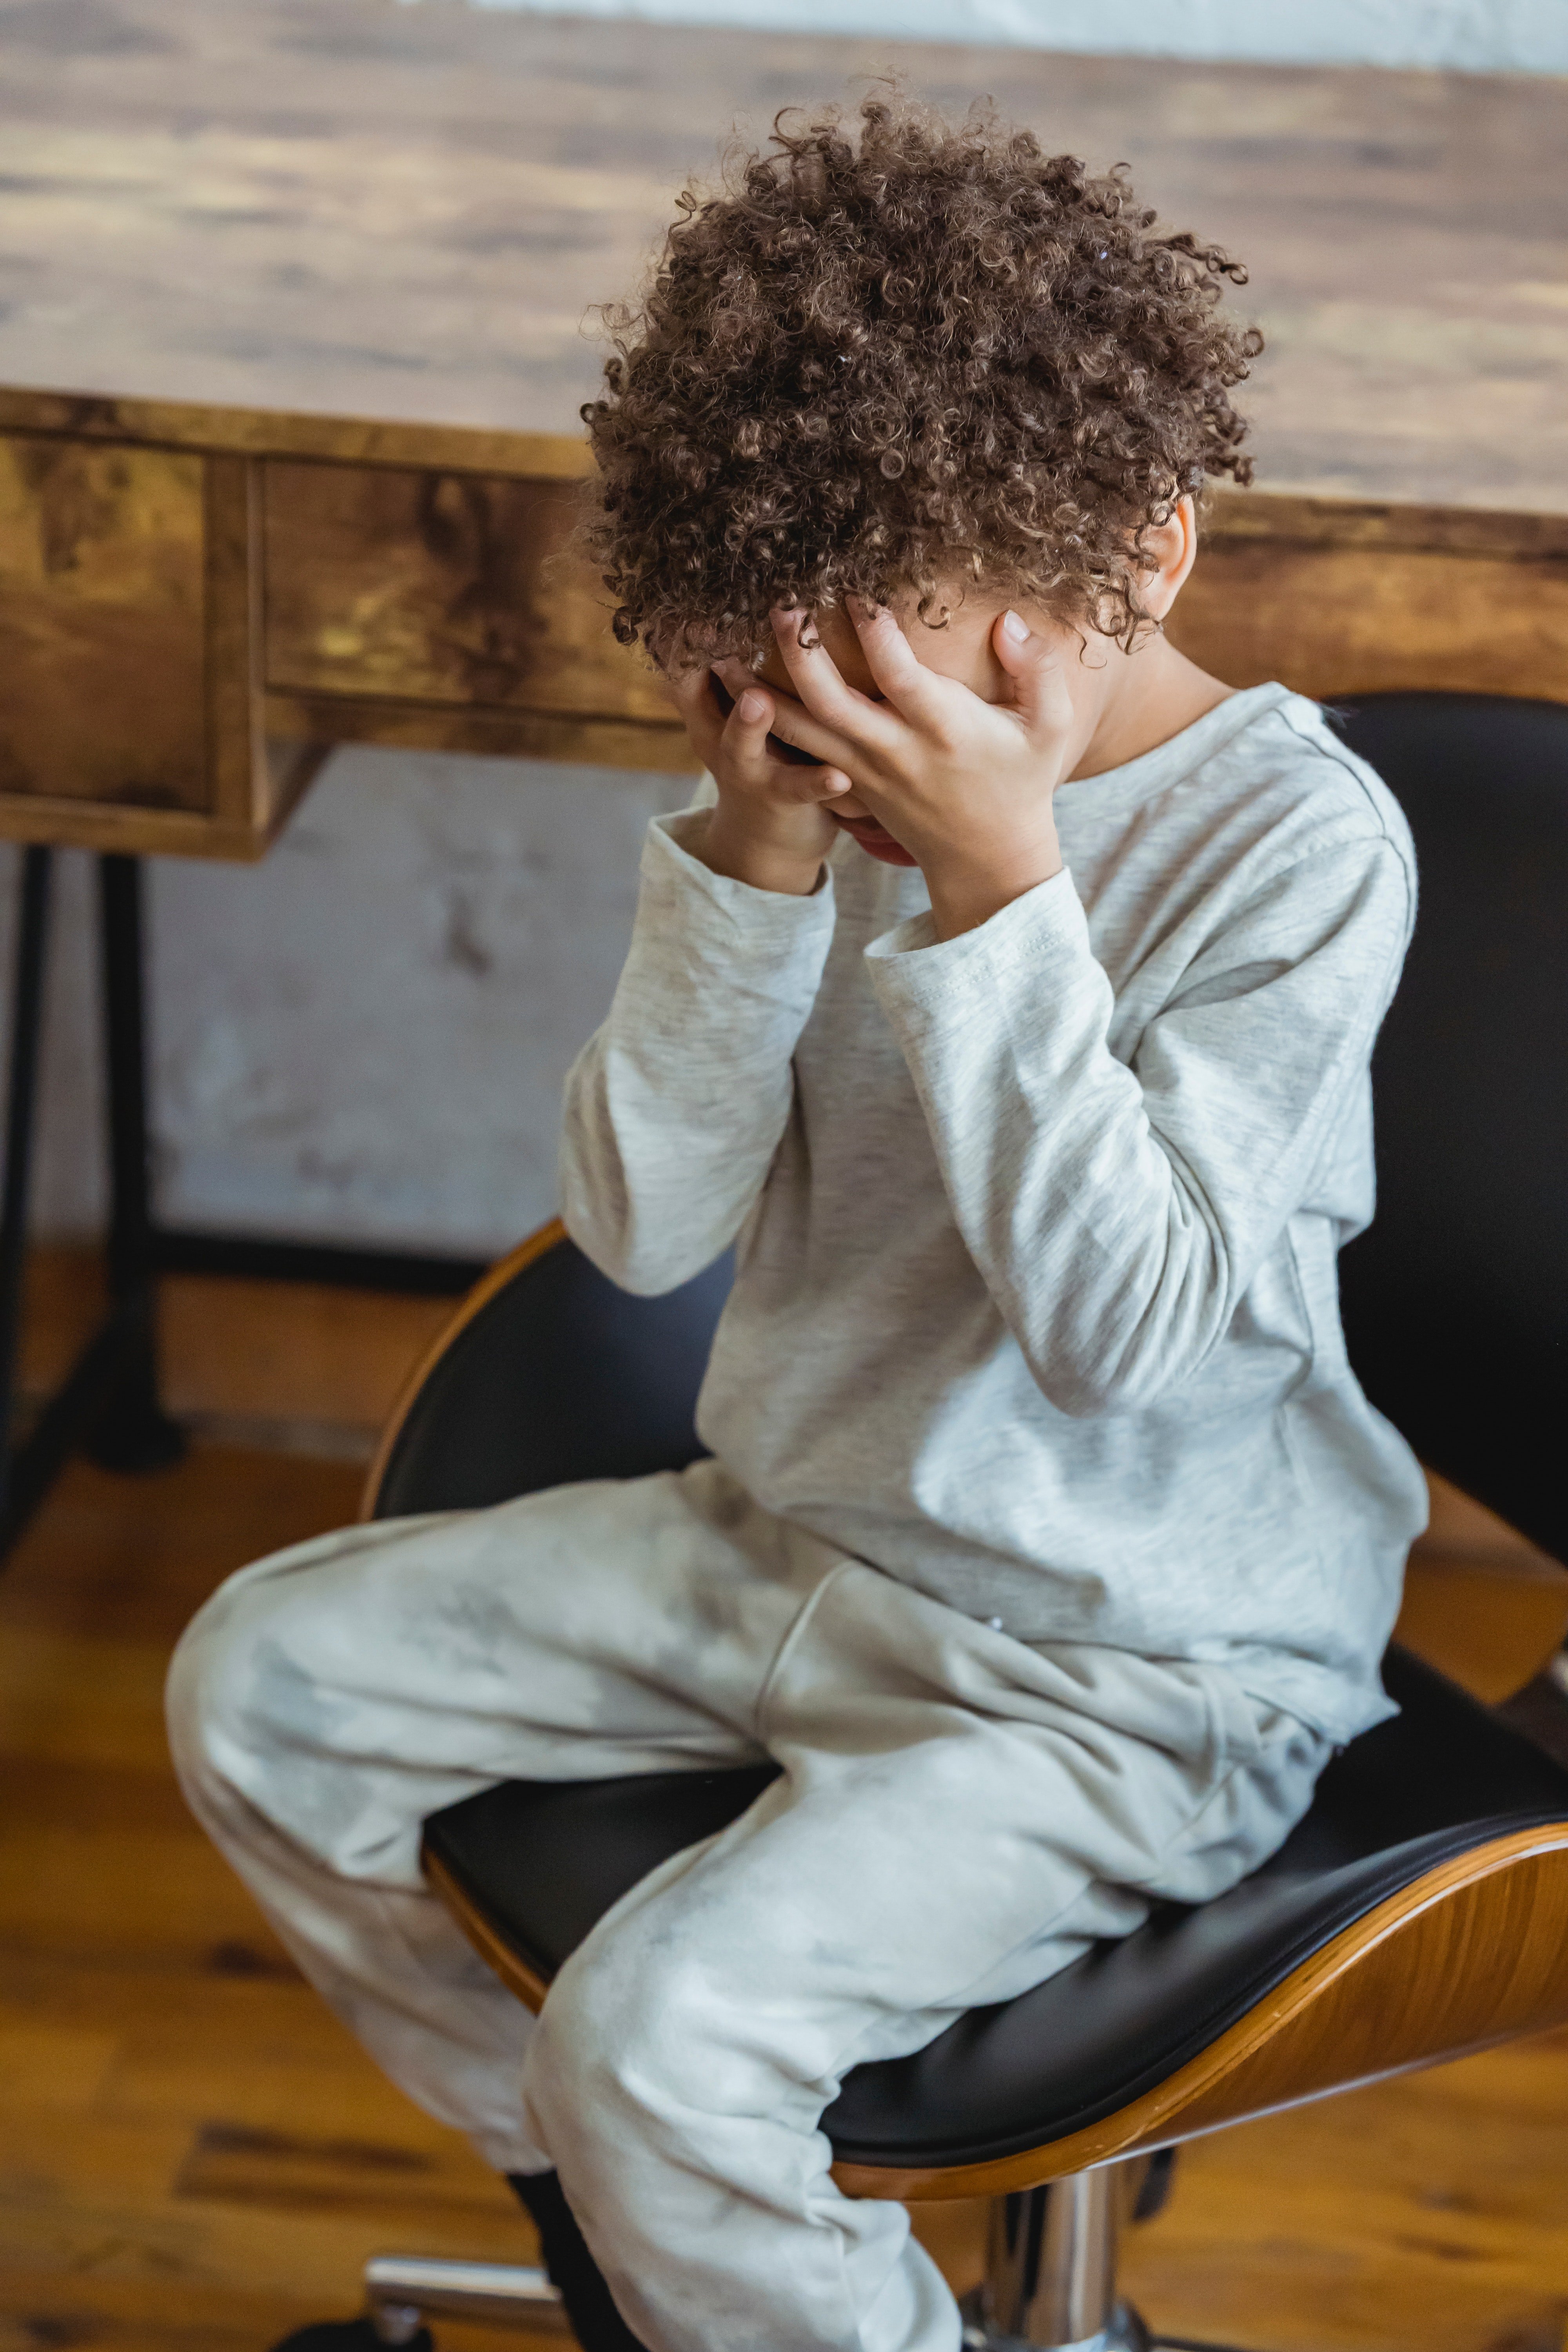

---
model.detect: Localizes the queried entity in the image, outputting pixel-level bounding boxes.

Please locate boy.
[168,95,1426,2352]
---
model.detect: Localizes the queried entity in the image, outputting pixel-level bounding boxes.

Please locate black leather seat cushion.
[425,1646,1568,2170]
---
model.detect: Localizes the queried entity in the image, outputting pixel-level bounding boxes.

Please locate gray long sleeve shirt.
[560,683,1428,1744]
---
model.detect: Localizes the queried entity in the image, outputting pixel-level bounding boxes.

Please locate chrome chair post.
[963,2166,1149,2352]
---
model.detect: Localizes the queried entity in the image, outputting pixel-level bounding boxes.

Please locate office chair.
[298,692,1568,2352]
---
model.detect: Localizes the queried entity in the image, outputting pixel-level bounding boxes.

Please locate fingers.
[713,656,861,779]
[844,599,949,730]
[723,679,779,777]
[769,611,901,754]
[991,610,1076,743]
[704,666,850,806]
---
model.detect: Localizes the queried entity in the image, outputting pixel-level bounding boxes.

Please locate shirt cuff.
[864,866,1090,1019]
[647,808,837,937]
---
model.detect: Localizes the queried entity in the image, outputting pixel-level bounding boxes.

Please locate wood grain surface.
[0,431,208,811]
[1169,492,1568,705]
[263,459,671,723]
[4,0,1566,861]
[0,428,340,857]
[0,0,1565,515]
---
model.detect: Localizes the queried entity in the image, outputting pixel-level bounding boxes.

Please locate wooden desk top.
[2,0,1566,515]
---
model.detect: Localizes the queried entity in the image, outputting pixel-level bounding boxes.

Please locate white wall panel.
[6,752,695,1254]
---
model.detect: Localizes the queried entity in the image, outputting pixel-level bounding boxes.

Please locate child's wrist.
[696,802,828,897]
[923,830,1063,942]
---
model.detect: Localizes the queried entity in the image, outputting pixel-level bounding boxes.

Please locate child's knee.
[528,1917,733,2142]
[165,1564,322,1805]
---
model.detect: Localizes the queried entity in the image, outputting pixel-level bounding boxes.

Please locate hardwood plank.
[0,1637,176,1775]
[0,789,295,861]
[204,452,268,831]
[261,687,693,776]
[1398,1473,1568,1704]
[1167,531,1568,706]
[172,2118,520,2224]
[0,1442,364,1642]
[0,1434,558,2346]
[0,2017,120,2114]
[0,388,600,481]
[0,2262,566,2352]
[0,1811,291,1967]
[1119,2049,1568,2352]
[1203,492,1568,562]
[152,1272,448,1458]
[17,1246,450,1462]
[0,2114,530,2304]
[8,6,1568,867]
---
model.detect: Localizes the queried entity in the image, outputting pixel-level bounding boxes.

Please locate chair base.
[960,2287,1152,2352]
[354,2166,1259,2352]
[362,2255,566,2343]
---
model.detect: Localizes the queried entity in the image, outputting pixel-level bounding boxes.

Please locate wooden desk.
[4,387,1566,866]
[1,0,1566,1547]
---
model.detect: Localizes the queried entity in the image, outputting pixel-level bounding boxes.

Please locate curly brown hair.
[582,92,1260,663]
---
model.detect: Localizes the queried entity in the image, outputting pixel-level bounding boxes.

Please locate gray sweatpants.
[166,1458,1330,2352]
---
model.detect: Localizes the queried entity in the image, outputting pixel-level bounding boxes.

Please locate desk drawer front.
[0,433,208,811]
[262,459,671,726]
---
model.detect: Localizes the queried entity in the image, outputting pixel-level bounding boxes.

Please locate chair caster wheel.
[268,2321,434,2350]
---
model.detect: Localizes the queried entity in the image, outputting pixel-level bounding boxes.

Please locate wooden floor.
[4,1268,1568,2351]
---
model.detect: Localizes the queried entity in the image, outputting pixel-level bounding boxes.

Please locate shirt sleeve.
[864,833,1415,1417]
[559,806,838,1294]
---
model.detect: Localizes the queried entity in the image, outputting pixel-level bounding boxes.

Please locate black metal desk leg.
[86,854,184,1474]
[0,846,55,1528]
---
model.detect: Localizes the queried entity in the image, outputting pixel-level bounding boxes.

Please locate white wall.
[7,751,694,1256]
[454,0,1568,75]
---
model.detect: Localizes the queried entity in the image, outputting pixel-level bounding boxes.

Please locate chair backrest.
[1332,695,1566,1565]
[368,1227,731,1519]
[373,693,1565,1567]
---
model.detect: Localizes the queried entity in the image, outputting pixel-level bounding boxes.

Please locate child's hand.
[719,603,1071,937]
[666,663,853,897]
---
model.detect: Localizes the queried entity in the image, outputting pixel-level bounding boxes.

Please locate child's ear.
[1141,496,1201,620]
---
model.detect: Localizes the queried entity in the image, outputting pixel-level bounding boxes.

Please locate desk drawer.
[0,429,314,860]
[0,434,208,811]
[263,458,674,729]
